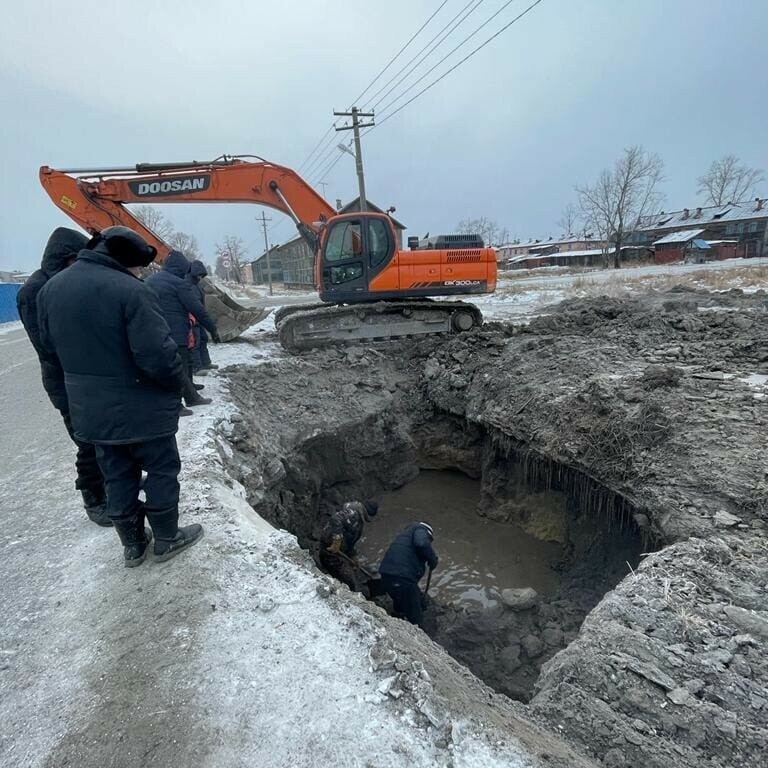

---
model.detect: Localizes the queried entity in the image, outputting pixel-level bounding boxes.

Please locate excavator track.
[276,300,483,352]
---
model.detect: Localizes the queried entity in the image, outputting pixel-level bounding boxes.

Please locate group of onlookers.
[18,226,216,565]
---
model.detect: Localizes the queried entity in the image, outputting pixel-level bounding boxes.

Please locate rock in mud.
[501,587,539,611]
[521,633,545,658]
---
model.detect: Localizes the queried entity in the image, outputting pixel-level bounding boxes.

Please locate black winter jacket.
[17,228,88,413]
[37,248,183,445]
[379,523,439,583]
[145,251,216,346]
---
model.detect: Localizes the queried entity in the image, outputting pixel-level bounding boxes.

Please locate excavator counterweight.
[39,155,497,348]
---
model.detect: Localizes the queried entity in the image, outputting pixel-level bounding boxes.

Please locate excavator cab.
[318,213,396,302]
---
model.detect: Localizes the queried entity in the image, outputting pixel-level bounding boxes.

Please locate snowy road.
[0,323,568,768]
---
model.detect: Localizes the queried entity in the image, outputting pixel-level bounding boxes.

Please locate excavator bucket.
[201,279,270,341]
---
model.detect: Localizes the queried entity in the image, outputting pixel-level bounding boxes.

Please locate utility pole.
[318,181,329,198]
[334,106,375,212]
[258,211,273,296]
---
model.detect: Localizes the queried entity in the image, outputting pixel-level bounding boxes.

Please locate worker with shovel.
[319,500,379,592]
[378,522,438,628]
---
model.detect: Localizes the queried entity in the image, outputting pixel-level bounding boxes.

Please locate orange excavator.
[39,155,497,350]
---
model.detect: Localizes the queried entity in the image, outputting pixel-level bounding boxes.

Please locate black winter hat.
[94,226,157,267]
[364,500,379,517]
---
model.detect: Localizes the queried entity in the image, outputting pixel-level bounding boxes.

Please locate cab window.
[325,220,362,262]
[369,219,391,267]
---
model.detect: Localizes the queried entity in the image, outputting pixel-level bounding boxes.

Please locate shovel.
[421,567,433,610]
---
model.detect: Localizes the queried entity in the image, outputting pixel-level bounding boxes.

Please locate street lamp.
[337,143,355,158]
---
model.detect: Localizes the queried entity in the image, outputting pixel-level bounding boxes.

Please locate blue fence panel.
[0,283,22,324]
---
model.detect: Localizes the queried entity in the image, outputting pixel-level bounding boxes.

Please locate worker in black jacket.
[145,250,219,409]
[185,260,217,372]
[378,522,438,627]
[37,227,204,567]
[16,228,108,526]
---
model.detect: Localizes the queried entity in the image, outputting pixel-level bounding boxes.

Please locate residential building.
[633,198,768,259]
[497,236,607,264]
[250,245,283,284]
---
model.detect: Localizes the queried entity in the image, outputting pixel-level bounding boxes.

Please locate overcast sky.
[2,0,767,271]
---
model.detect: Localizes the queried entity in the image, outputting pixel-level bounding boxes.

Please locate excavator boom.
[39,156,335,258]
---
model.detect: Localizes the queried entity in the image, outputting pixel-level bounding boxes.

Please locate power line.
[303,130,346,178]
[297,1,452,178]
[376,0,523,117]
[297,124,336,173]
[369,0,484,112]
[364,0,482,110]
[313,146,347,185]
[350,0,451,106]
[375,0,544,127]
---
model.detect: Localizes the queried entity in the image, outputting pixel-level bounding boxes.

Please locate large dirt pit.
[220,289,768,768]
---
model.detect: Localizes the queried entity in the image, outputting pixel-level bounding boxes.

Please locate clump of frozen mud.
[219,288,767,768]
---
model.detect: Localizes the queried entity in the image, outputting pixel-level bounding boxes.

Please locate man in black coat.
[379,522,438,627]
[145,251,219,409]
[37,227,204,567]
[16,228,109,526]
[186,260,217,373]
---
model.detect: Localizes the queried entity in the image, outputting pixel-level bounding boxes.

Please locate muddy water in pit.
[358,470,562,608]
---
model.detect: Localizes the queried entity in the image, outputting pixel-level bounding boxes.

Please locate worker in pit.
[17,228,109,526]
[37,227,204,567]
[319,500,379,592]
[378,522,438,628]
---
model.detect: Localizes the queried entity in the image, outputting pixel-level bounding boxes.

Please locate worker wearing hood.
[17,228,108,526]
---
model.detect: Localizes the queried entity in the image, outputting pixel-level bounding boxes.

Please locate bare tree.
[456,217,503,247]
[697,155,765,206]
[557,203,580,237]
[577,146,664,269]
[132,205,175,240]
[214,236,247,283]
[169,231,202,261]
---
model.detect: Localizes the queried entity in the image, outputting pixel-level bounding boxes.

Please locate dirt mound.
[217,289,767,768]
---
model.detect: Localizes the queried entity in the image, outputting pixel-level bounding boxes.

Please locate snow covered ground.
[0,320,576,768]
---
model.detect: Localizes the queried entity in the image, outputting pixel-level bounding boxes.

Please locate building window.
[748,221,758,233]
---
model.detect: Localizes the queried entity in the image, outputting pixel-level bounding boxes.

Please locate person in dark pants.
[37,227,204,567]
[145,250,220,410]
[378,522,438,627]
[319,500,378,591]
[16,228,109,526]
[186,260,217,373]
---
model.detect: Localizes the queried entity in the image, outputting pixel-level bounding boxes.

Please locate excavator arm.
[39,156,336,259]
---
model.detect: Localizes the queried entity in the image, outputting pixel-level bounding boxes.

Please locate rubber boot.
[113,515,153,567]
[179,406,194,417]
[81,488,113,528]
[146,507,204,563]
[185,396,212,407]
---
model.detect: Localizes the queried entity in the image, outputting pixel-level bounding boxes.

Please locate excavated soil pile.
[219,288,767,768]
